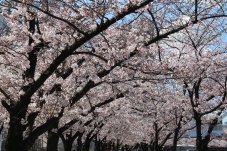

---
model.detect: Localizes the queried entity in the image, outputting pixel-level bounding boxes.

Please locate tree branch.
[145,14,227,47]
[12,0,88,36]
[81,93,124,116]
[201,76,227,116]
[22,117,59,149]
[147,9,159,37]
[193,0,198,23]
[145,24,189,46]
[18,0,154,108]
[0,86,13,101]
[58,119,79,134]
[0,122,4,135]
[72,51,108,62]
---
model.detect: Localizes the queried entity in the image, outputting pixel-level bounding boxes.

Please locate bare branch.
[147,9,159,37]
[193,0,198,23]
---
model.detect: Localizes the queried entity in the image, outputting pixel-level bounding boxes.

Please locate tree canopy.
[0,0,227,151]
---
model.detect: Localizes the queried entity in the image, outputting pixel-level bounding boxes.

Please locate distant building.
[221,112,227,125]
[187,112,227,138]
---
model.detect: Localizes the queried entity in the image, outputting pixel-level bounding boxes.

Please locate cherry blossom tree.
[0,1,227,151]
[126,82,194,151]
[158,19,227,151]
[0,0,153,150]
[46,88,124,151]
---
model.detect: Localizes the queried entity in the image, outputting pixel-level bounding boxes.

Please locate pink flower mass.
[0,0,227,151]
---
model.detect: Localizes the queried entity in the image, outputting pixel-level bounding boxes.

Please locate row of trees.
[0,0,227,151]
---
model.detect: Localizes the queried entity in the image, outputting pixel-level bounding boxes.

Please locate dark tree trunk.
[5,110,60,151]
[149,142,153,151]
[196,117,203,151]
[152,123,161,151]
[61,131,81,151]
[64,140,73,151]
[102,142,108,151]
[152,140,162,151]
[83,138,91,151]
[116,139,120,151]
[112,142,116,151]
[172,129,179,151]
[199,115,221,151]
[154,144,161,151]
[201,140,209,151]
[100,141,105,151]
[0,123,4,135]
[141,143,149,151]
[172,117,182,151]
[5,115,24,151]
[46,116,61,151]
[77,132,83,151]
[95,139,101,151]
[46,131,59,151]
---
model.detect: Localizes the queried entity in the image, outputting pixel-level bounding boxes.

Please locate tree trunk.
[95,139,101,151]
[149,142,153,151]
[46,119,60,151]
[99,141,105,151]
[64,140,73,151]
[141,143,149,151]
[152,122,160,151]
[46,131,59,151]
[61,131,80,151]
[5,111,60,151]
[201,139,209,151]
[102,142,107,151]
[0,123,4,135]
[152,143,161,151]
[172,127,180,151]
[5,115,24,151]
[116,139,120,151]
[112,142,116,151]
[196,118,203,151]
[155,145,161,151]
[83,138,91,151]
[77,132,83,151]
